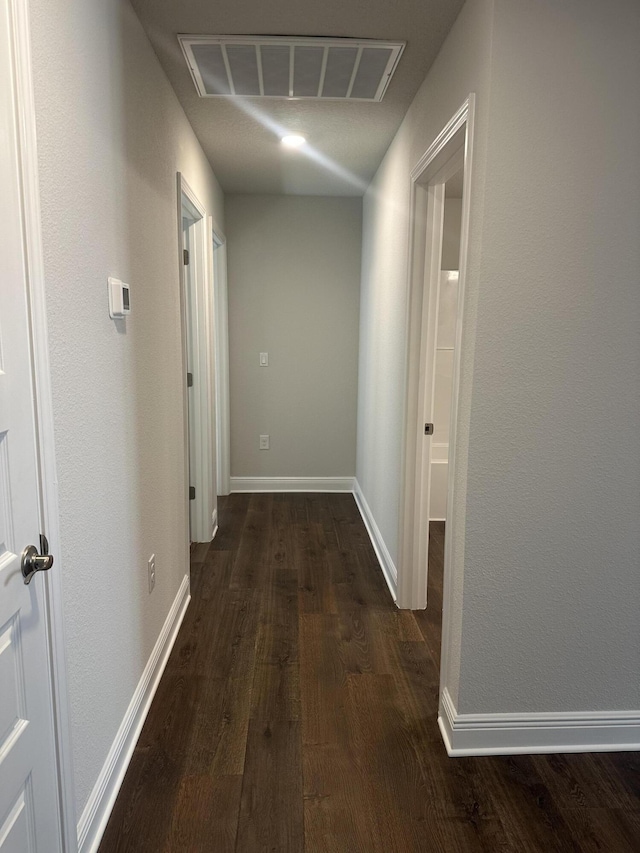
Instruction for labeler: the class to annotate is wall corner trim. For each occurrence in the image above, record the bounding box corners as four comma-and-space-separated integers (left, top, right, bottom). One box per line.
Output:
353, 479, 398, 603
77, 574, 191, 853
438, 687, 640, 756
229, 476, 355, 493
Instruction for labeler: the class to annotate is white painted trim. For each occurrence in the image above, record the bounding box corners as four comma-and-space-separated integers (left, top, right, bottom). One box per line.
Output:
176, 176, 194, 590
438, 688, 640, 756
77, 575, 190, 853
211, 226, 230, 496
229, 476, 355, 493
179, 176, 215, 544
398, 98, 477, 745
439, 97, 476, 710
353, 480, 397, 602
410, 99, 471, 181
398, 96, 475, 613
407, 179, 446, 609
9, 1, 77, 848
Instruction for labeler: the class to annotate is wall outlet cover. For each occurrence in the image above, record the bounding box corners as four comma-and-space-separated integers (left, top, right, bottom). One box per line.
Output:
259, 435, 270, 450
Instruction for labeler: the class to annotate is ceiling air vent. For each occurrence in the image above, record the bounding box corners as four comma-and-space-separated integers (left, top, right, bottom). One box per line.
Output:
178, 36, 405, 102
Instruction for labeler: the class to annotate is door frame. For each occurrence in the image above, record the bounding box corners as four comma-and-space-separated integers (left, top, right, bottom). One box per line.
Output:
210, 222, 230, 497
177, 175, 216, 543
9, 0, 77, 848
397, 96, 476, 697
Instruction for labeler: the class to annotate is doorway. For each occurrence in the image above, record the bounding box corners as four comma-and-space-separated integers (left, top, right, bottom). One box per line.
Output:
430, 176, 463, 522
179, 177, 217, 544
398, 96, 475, 714
212, 227, 230, 497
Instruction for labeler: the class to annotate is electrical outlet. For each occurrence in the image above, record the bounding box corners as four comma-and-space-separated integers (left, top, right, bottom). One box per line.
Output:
148, 554, 156, 593
259, 434, 270, 450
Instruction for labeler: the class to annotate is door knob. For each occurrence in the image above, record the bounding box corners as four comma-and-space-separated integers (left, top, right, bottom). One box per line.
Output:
21, 535, 54, 585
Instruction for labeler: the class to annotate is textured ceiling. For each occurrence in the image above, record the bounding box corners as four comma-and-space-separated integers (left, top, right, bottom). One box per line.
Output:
130, 0, 466, 196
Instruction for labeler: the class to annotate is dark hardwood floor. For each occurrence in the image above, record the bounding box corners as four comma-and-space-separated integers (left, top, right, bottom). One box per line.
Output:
99, 493, 640, 852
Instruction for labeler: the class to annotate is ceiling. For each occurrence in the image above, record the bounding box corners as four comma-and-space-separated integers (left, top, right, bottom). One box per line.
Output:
130, 0, 466, 196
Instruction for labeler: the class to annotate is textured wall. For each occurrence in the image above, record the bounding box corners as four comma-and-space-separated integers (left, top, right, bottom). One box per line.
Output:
357, 0, 495, 703
226, 195, 361, 478
29, 0, 224, 816
359, 0, 640, 716
457, 0, 640, 714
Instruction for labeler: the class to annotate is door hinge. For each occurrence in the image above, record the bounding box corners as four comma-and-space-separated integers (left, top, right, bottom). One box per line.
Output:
183, 248, 189, 266
189, 486, 196, 500
424, 423, 434, 435
187, 372, 193, 387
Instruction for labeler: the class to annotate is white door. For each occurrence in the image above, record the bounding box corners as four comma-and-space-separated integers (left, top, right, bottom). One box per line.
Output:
0, 1, 63, 849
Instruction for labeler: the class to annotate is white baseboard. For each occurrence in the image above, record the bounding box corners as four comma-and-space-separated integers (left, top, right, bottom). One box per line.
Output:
352, 479, 397, 602
229, 476, 355, 493
212, 508, 218, 540
77, 574, 191, 853
439, 687, 640, 756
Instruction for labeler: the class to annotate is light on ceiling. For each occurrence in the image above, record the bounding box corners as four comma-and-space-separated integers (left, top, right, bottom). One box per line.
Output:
281, 134, 306, 149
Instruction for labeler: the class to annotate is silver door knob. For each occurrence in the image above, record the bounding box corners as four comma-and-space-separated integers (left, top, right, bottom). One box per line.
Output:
21, 543, 54, 585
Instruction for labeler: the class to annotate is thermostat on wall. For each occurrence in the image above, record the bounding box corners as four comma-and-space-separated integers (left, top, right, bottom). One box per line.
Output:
108, 277, 131, 318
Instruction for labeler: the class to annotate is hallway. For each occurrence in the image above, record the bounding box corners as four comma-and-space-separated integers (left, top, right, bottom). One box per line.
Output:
99, 494, 640, 852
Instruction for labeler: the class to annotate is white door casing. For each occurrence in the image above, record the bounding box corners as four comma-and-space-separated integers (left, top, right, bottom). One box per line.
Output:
179, 177, 217, 544
0, 0, 65, 849
212, 226, 230, 497
183, 222, 198, 540
397, 96, 476, 753
397, 95, 475, 715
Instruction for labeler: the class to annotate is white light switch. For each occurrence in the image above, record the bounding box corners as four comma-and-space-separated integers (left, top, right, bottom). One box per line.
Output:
259, 352, 269, 366
259, 435, 270, 450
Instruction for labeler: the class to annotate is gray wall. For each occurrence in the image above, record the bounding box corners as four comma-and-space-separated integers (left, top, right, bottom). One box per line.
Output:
458, 0, 640, 715
357, 0, 495, 655
358, 0, 640, 715
226, 195, 362, 479
30, 0, 224, 816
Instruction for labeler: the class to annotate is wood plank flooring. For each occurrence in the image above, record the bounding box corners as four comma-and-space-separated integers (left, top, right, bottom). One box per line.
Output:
99, 494, 640, 852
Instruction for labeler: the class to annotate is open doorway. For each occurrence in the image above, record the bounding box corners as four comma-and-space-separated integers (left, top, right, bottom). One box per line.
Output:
430, 174, 463, 522
178, 175, 217, 544
412, 168, 464, 678
398, 97, 475, 715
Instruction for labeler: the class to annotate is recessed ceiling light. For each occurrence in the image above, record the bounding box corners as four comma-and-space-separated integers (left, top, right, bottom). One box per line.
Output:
281, 134, 306, 149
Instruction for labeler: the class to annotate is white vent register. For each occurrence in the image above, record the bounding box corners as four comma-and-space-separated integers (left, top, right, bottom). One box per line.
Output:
179, 36, 405, 102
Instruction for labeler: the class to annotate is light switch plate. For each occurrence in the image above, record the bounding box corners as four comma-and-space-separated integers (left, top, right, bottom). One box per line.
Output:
259, 352, 268, 366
